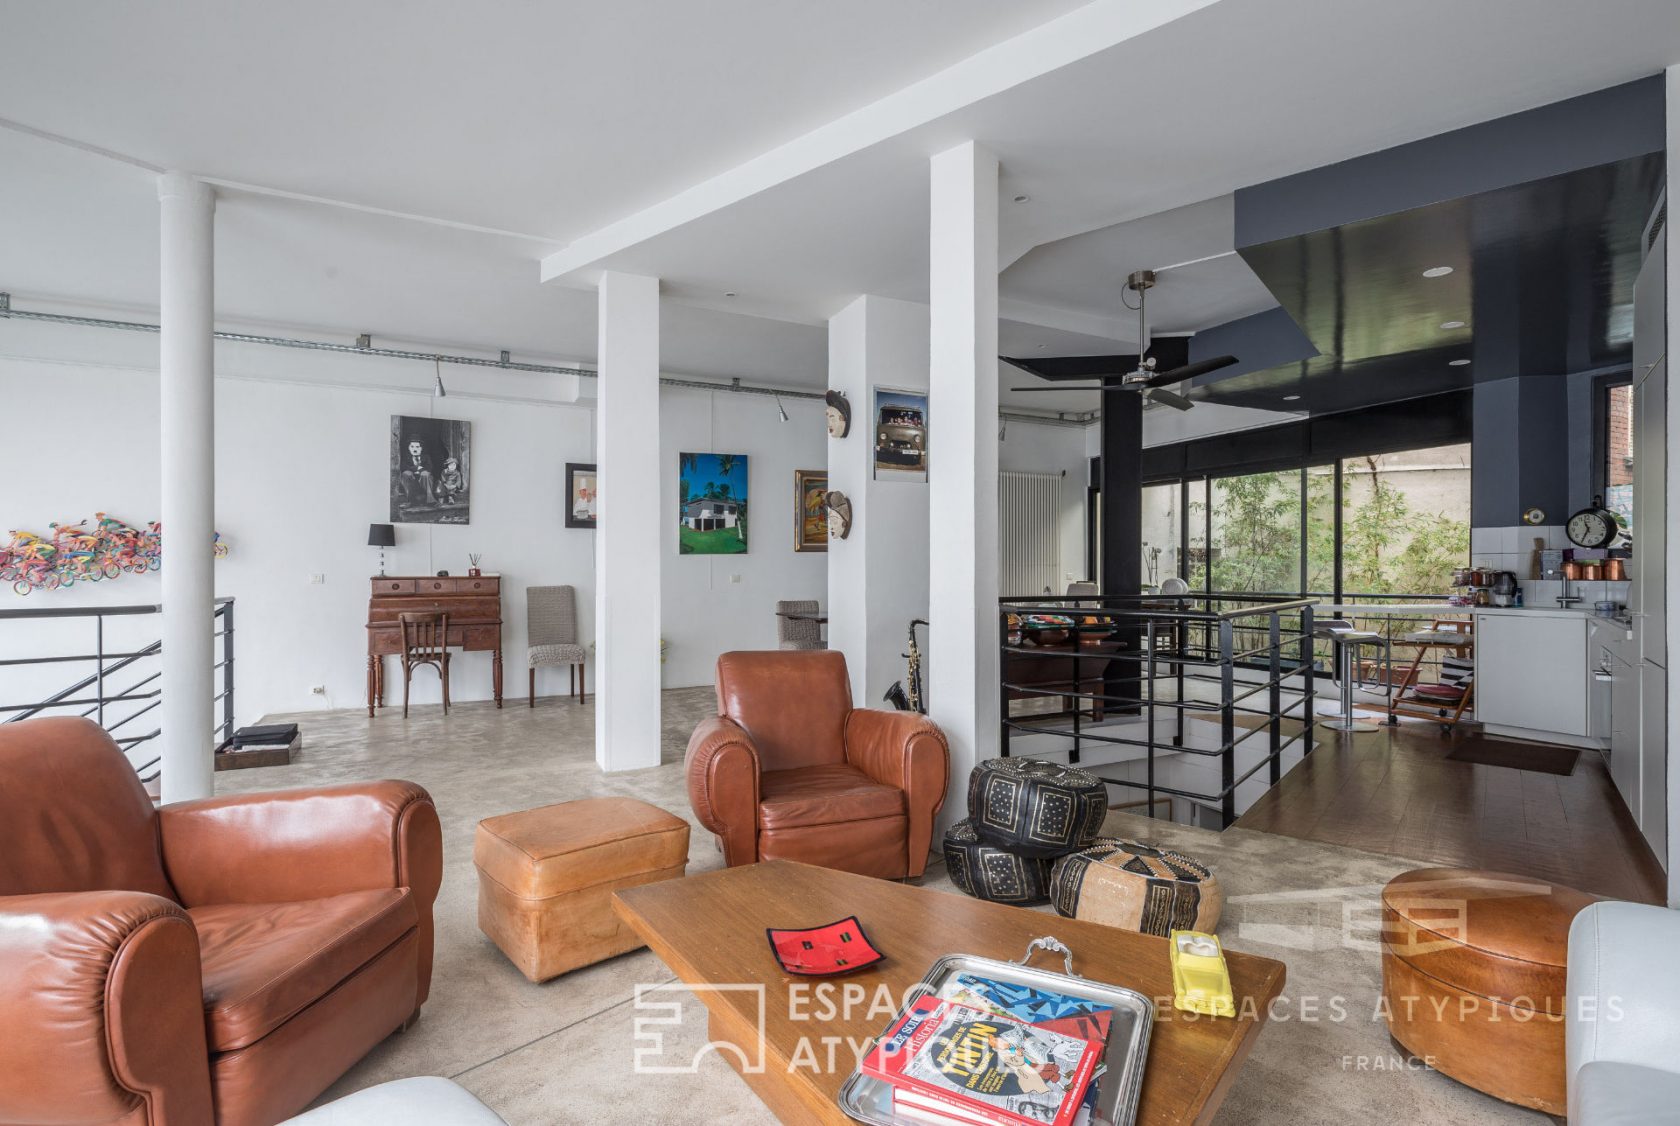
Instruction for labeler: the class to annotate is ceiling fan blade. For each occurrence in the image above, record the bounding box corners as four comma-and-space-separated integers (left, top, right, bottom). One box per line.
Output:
1008, 385, 1111, 392
1143, 386, 1195, 411
1145, 354, 1238, 388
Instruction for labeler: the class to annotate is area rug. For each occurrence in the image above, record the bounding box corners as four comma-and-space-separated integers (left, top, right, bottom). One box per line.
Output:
1446, 737, 1579, 776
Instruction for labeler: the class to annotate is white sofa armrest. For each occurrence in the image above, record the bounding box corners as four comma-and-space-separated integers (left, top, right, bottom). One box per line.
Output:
1567, 901, 1680, 1118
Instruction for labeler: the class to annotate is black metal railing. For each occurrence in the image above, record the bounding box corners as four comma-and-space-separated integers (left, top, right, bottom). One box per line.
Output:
999, 593, 1317, 828
0, 598, 234, 781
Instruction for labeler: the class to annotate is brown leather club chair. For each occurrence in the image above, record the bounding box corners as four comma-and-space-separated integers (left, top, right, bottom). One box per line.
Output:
0, 717, 443, 1126
686, 650, 949, 879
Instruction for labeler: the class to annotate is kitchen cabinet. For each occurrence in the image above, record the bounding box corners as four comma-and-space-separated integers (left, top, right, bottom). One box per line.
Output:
1640, 660, 1668, 864
1473, 611, 1612, 747
1607, 635, 1639, 810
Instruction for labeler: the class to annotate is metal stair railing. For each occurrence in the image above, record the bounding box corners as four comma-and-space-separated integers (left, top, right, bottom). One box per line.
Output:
1, 599, 235, 781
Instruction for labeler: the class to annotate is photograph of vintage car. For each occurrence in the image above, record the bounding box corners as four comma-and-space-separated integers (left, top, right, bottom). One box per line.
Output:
873, 387, 928, 480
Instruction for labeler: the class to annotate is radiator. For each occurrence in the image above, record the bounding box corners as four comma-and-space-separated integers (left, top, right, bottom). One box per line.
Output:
999, 470, 1062, 596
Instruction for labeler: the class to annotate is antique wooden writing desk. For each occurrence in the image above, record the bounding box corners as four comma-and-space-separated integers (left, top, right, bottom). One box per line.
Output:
365, 574, 503, 715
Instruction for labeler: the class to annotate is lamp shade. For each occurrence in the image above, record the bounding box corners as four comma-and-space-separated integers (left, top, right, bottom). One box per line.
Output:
367, 523, 396, 548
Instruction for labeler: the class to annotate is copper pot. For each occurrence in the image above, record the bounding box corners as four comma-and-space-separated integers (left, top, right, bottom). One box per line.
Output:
1562, 561, 1582, 580
1604, 558, 1626, 581
1580, 561, 1602, 580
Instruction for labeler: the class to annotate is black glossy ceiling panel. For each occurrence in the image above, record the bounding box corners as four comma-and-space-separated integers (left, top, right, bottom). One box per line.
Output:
1198, 153, 1663, 415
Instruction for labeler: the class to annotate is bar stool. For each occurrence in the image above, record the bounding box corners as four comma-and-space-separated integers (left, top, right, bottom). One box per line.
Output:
1315, 619, 1390, 734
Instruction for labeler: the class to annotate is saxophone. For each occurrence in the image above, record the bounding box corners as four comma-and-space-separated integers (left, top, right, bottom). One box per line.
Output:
884, 618, 929, 714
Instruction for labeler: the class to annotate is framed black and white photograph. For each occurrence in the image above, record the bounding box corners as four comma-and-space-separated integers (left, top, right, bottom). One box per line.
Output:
390, 414, 471, 524
565, 462, 597, 529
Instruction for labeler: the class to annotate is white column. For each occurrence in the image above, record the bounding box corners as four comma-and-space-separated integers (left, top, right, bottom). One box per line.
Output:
158, 172, 217, 803
927, 141, 1000, 832
1665, 63, 1680, 904
595, 272, 663, 771
826, 296, 930, 705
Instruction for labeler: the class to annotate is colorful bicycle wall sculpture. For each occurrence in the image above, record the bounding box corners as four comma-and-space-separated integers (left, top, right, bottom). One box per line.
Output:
1, 513, 228, 595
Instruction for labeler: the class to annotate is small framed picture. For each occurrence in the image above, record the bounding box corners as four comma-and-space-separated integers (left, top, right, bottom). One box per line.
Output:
873, 387, 928, 481
565, 463, 597, 529
794, 468, 828, 552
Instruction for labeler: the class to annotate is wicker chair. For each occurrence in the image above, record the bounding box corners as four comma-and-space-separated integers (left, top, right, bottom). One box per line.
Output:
776, 599, 826, 650
527, 585, 586, 705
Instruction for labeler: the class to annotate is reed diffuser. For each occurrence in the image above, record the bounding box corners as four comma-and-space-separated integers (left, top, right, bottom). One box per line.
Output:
467, 553, 482, 578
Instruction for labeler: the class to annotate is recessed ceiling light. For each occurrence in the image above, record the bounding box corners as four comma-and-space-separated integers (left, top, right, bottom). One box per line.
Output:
1283, 394, 1301, 401
1449, 359, 1471, 367
723, 291, 737, 298
1422, 266, 1455, 278
1013, 194, 1030, 203
1439, 320, 1466, 330
1036, 344, 1048, 350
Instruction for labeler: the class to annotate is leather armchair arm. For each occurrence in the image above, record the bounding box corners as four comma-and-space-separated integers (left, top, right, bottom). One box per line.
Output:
686, 715, 761, 867
0, 891, 213, 1126
844, 709, 950, 878
160, 780, 444, 1005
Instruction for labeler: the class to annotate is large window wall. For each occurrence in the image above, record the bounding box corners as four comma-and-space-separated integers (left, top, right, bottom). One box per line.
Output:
1144, 442, 1471, 599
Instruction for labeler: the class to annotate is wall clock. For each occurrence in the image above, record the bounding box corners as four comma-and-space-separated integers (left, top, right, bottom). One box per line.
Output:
1565, 496, 1619, 549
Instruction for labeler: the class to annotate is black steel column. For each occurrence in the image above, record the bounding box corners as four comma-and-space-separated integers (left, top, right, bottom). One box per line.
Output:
1101, 389, 1143, 713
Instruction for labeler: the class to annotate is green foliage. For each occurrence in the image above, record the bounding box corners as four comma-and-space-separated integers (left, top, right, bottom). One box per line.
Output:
1186, 461, 1468, 597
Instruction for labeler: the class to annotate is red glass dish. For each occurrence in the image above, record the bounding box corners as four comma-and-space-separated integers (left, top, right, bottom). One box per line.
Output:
766, 916, 884, 976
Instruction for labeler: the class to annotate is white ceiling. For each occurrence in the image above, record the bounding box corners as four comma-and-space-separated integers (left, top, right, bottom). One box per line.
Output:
546, 0, 1680, 327
0, 0, 1088, 240
2, 0, 1677, 408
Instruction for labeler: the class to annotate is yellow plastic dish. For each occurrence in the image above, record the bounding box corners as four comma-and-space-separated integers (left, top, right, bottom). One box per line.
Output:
1169, 929, 1236, 1018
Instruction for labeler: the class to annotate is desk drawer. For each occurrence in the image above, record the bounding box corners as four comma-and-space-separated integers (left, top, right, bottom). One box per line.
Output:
415, 576, 499, 595
372, 578, 418, 595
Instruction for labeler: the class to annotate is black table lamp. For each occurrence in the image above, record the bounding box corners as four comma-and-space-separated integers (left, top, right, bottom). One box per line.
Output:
368, 523, 395, 575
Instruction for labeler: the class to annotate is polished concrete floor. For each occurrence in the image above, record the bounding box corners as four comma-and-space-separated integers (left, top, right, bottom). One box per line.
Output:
223, 690, 1557, 1125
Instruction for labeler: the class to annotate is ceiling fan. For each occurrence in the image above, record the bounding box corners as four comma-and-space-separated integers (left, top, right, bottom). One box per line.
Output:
1003, 269, 1237, 412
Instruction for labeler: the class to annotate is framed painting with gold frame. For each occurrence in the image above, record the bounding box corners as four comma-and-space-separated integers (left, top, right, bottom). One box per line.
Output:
794, 468, 828, 552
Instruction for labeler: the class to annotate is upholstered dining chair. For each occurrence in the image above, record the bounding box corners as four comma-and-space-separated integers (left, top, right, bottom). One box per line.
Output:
775, 599, 825, 650
399, 611, 450, 718
527, 585, 586, 705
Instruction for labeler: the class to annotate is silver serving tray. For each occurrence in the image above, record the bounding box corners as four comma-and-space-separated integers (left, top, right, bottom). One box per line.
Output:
837, 937, 1154, 1126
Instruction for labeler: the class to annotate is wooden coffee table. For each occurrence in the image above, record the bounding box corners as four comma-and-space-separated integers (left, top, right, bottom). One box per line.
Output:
614, 860, 1285, 1125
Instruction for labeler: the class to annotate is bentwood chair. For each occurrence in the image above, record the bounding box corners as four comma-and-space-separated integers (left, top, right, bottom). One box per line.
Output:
527, 585, 586, 705
776, 599, 825, 650
399, 611, 450, 717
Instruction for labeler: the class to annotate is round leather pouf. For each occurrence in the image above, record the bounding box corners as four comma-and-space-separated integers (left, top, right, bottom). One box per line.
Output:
943, 818, 1053, 906
1049, 838, 1221, 936
967, 758, 1108, 858
1380, 867, 1598, 1116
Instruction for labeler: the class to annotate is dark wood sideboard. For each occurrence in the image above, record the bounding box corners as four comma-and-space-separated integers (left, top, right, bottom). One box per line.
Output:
366, 575, 503, 715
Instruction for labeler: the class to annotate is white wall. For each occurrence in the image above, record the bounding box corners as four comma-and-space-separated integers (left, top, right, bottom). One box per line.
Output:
1, 307, 823, 728
998, 418, 1090, 590
827, 295, 932, 706
658, 386, 827, 688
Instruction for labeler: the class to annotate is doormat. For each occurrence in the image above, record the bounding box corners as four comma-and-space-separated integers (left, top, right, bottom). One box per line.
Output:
1445, 738, 1579, 777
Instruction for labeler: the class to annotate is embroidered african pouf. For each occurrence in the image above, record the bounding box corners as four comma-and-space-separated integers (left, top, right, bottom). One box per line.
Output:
942, 818, 1053, 905
967, 758, 1107, 858
1048, 838, 1222, 936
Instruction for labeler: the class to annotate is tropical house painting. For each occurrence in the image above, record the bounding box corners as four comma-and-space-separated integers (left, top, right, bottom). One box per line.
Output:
678, 452, 749, 554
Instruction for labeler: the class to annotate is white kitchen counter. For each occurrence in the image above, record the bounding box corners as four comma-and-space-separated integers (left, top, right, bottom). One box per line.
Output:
1317, 602, 1621, 622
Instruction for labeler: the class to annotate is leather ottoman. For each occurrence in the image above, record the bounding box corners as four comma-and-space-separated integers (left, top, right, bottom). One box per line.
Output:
475, 797, 690, 982
1049, 838, 1221, 937
1380, 867, 1599, 1115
